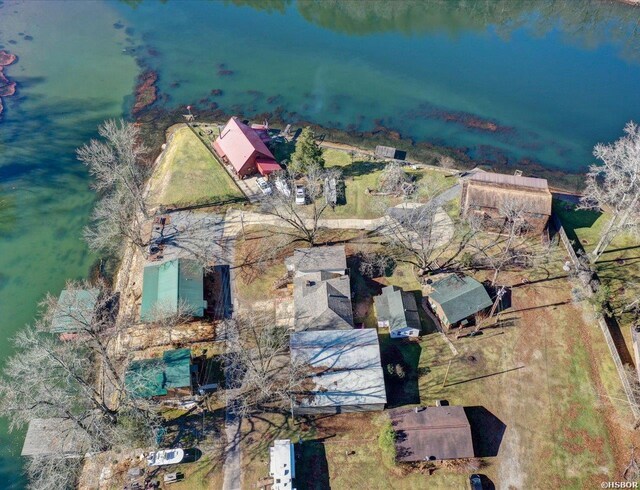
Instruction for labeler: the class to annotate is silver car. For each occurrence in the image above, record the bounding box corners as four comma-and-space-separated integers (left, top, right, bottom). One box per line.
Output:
256, 177, 272, 195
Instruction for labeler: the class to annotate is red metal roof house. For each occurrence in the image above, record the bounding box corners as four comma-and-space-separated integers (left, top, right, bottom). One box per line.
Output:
213, 117, 281, 178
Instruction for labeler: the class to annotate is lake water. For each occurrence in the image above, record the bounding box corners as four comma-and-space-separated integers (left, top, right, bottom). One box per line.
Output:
1, 0, 639, 486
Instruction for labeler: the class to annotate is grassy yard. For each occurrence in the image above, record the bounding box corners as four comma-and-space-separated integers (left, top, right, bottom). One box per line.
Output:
148, 125, 244, 208
239, 411, 473, 490
322, 148, 457, 220
235, 243, 639, 489
553, 199, 640, 361
233, 225, 365, 307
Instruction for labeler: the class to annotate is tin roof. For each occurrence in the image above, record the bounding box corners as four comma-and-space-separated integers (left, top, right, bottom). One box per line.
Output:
215, 117, 276, 174
290, 329, 387, 409
467, 171, 549, 190
428, 274, 492, 324
140, 259, 205, 321
125, 348, 192, 398
51, 288, 100, 334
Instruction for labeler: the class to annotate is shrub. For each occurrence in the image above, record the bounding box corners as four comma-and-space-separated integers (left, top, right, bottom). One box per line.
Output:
378, 419, 397, 466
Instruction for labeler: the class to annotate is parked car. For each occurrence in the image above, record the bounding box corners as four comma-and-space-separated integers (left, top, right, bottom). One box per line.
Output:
256, 177, 272, 195
469, 474, 483, 490
295, 185, 306, 205
275, 178, 291, 197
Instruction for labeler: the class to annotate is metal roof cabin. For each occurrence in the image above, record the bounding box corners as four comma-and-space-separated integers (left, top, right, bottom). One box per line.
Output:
290, 329, 387, 415
125, 348, 193, 399
140, 259, 206, 322
390, 406, 474, 462
460, 171, 552, 234
213, 117, 281, 177
374, 285, 422, 338
51, 288, 100, 336
426, 274, 492, 329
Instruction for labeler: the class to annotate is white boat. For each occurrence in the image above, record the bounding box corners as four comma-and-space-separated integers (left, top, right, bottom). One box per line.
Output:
146, 448, 185, 466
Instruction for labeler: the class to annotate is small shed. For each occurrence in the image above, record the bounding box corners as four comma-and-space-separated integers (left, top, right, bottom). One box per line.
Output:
375, 145, 405, 161
390, 406, 474, 462
269, 439, 295, 490
51, 288, 100, 336
140, 258, 206, 322
374, 286, 421, 338
125, 348, 193, 400
426, 274, 492, 330
21, 418, 90, 458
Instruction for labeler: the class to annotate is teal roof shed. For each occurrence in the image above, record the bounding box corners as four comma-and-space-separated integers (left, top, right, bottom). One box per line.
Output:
125, 348, 192, 398
51, 288, 100, 334
140, 259, 206, 321
428, 275, 492, 325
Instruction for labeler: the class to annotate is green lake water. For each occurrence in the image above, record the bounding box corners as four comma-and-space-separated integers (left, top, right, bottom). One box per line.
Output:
1, 0, 639, 486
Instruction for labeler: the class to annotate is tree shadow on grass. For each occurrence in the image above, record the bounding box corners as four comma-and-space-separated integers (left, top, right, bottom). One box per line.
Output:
341, 160, 385, 178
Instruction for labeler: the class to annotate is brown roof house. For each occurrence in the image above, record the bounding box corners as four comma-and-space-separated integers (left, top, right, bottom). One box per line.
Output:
213, 117, 281, 178
390, 406, 474, 462
460, 171, 552, 234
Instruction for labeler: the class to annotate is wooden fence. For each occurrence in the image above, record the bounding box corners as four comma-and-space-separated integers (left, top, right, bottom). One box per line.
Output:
552, 213, 640, 420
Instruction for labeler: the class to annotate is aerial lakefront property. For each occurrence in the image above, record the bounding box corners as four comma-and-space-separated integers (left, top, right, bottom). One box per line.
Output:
2, 3, 640, 490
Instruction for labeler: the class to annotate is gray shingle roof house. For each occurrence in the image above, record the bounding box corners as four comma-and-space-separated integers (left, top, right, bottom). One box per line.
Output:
293, 272, 354, 331
426, 274, 492, 329
290, 329, 387, 415
374, 286, 421, 338
285, 245, 347, 276
390, 406, 474, 462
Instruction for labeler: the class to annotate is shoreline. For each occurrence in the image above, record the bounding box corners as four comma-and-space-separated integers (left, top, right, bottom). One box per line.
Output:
133, 103, 586, 194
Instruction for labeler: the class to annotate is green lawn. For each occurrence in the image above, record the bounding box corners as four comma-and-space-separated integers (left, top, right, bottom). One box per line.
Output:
553, 199, 640, 332
148, 125, 244, 208
322, 148, 456, 219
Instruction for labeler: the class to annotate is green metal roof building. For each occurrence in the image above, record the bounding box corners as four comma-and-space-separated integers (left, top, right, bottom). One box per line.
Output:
374, 286, 422, 338
51, 288, 100, 334
125, 348, 193, 399
140, 259, 206, 322
427, 274, 492, 327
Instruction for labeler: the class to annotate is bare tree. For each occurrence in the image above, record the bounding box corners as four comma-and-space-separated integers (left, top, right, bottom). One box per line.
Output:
0, 326, 160, 458
25, 455, 83, 490
222, 312, 303, 419
378, 161, 414, 196
381, 200, 447, 273
144, 297, 199, 344
260, 165, 343, 245
357, 248, 396, 279
467, 197, 550, 285
78, 119, 151, 255
580, 121, 640, 261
